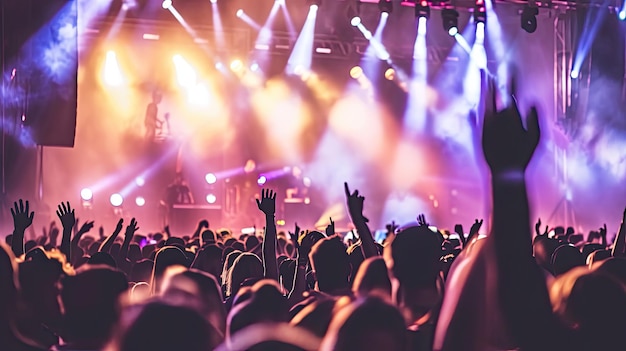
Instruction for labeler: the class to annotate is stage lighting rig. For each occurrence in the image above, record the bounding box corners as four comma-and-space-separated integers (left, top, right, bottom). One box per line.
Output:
415, 0, 430, 19
474, 0, 486, 23
378, 0, 393, 14
442, 8, 459, 36
521, 5, 538, 33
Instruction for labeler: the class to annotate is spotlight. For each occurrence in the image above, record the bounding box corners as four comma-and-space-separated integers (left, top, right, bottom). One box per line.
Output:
349, 66, 364, 79
351, 16, 361, 26
206, 194, 217, 204
384, 68, 396, 80
110, 193, 124, 207
80, 188, 93, 201
570, 70, 579, 79
620, 9, 626, 20
415, 0, 430, 19
162, 0, 172, 9
205, 173, 217, 184
378, 0, 393, 14
521, 5, 538, 33
135, 177, 145, 187
230, 59, 244, 72
303, 177, 312, 187
474, 0, 486, 23
236, 9, 244, 18
244, 159, 256, 173
210, 0, 217, 3
442, 8, 459, 36
306, 0, 322, 9
135, 196, 146, 207
257, 175, 267, 186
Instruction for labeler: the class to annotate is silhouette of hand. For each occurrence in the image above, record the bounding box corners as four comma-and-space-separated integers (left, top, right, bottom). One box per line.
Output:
199, 219, 209, 229
417, 214, 429, 227
325, 218, 335, 237
125, 218, 139, 239
599, 224, 607, 239
11, 199, 34, 232
482, 78, 540, 175
454, 224, 464, 237
256, 189, 276, 216
344, 182, 369, 223
469, 219, 483, 238
114, 218, 124, 235
535, 218, 548, 236
77, 221, 94, 236
56, 202, 76, 230
386, 221, 398, 235
50, 227, 60, 243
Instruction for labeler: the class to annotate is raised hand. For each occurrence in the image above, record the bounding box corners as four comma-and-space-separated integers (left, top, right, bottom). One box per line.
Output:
325, 217, 335, 237
417, 214, 429, 227
199, 219, 209, 229
256, 189, 276, 216
454, 224, 466, 244
125, 218, 139, 238
467, 219, 484, 243
482, 78, 540, 175
11, 199, 34, 232
386, 221, 398, 235
77, 220, 95, 236
599, 223, 607, 247
56, 202, 76, 230
534, 218, 549, 237
344, 182, 369, 223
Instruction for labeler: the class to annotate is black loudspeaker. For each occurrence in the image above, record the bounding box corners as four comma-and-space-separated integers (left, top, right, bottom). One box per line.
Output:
4, 0, 78, 147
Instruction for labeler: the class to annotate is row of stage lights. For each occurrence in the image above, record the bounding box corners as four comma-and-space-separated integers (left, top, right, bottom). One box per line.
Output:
79, 168, 312, 209
161, 0, 540, 35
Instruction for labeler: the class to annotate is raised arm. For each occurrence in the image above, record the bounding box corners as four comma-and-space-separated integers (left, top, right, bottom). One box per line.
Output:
119, 218, 138, 261
56, 202, 76, 260
288, 223, 307, 305
99, 218, 124, 253
71, 220, 94, 264
482, 78, 558, 348
344, 182, 378, 258
611, 209, 626, 257
10, 199, 34, 257
257, 189, 278, 281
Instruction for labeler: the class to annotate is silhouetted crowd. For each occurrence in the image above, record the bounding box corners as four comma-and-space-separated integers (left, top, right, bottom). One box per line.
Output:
3, 80, 626, 351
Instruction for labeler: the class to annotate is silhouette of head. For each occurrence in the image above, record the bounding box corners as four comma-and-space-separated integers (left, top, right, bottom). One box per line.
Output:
310, 236, 351, 295
113, 302, 221, 351
320, 297, 407, 351
88, 251, 117, 268
226, 252, 263, 297
550, 268, 626, 349
151, 246, 189, 294
227, 280, 288, 339
352, 257, 392, 301
191, 245, 223, 284
551, 245, 584, 276
291, 297, 350, 338
384, 225, 442, 288
162, 269, 227, 336
59, 265, 128, 348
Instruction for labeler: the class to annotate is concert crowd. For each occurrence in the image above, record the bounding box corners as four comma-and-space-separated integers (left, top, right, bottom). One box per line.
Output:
2, 81, 626, 351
